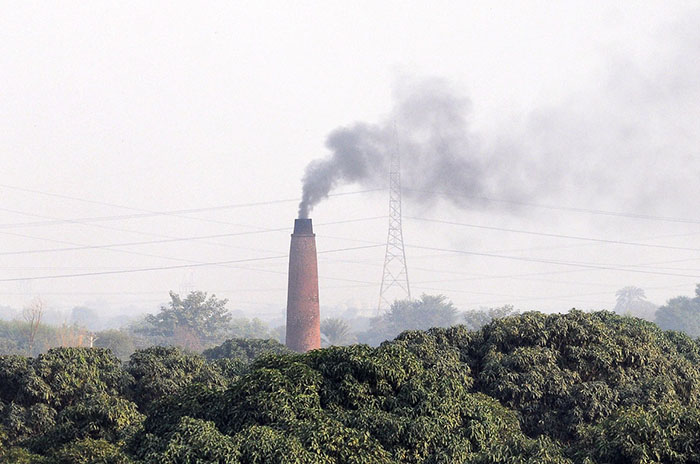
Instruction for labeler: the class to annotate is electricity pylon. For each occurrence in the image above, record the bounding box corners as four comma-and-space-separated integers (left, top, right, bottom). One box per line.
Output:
179, 268, 196, 296
378, 127, 411, 313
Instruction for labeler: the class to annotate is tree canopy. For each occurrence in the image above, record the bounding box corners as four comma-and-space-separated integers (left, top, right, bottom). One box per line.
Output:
655, 284, 700, 337
358, 294, 459, 346
614, 286, 658, 321
462, 304, 518, 331
320, 318, 356, 346
2, 310, 700, 462
137, 291, 232, 350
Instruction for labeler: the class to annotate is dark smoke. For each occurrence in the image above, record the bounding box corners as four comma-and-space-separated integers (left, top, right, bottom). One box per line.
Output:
298, 78, 536, 218
299, 41, 700, 219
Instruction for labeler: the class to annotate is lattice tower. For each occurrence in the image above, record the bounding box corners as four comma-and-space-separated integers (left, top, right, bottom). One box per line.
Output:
378, 129, 411, 312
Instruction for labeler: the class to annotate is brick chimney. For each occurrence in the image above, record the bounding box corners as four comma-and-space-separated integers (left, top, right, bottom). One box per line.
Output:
285, 218, 320, 352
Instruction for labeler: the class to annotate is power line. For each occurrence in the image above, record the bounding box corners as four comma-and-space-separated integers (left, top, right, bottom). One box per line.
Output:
9, 182, 700, 306
0, 204, 384, 272
382, 226, 700, 269
411, 269, 695, 287
0, 216, 386, 256
405, 189, 700, 225
0, 229, 223, 266
0, 206, 265, 251
315, 229, 700, 278
0, 205, 266, 231
0, 192, 388, 289
0, 204, 296, 260
412, 254, 700, 286
406, 216, 700, 253
411, 285, 612, 306
0, 228, 285, 257
0, 244, 383, 283
0, 226, 297, 281
0, 255, 287, 283
0, 282, 379, 296
0, 217, 386, 289
0, 212, 365, 279
0, 188, 384, 229
405, 244, 700, 279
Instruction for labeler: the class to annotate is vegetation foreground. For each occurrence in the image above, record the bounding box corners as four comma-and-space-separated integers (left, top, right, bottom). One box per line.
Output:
1, 310, 700, 463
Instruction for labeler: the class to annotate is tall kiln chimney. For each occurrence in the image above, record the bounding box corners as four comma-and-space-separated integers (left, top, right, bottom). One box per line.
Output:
285, 218, 320, 352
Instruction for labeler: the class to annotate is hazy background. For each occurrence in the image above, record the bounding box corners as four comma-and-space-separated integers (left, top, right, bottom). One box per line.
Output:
1, 1, 699, 325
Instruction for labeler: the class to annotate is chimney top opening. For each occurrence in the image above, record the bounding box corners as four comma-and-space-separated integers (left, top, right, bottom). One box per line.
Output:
293, 218, 313, 235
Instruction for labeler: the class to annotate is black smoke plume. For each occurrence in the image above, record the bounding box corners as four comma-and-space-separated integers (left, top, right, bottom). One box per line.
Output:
299, 40, 700, 219
298, 78, 535, 218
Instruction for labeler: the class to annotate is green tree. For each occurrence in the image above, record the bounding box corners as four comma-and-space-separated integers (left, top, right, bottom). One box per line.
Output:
0, 446, 47, 463
125, 346, 226, 410
321, 318, 355, 346
44, 392, 143, 447
655, 284, 700, 336
576, 402, 700, 463
138, 417, 239, 463
228, 317, 271, 340
48, 438, 132, 464
0, 347, 134, 458
31, 348, 128, 409
271, 325, 285, 344
138, 291, 232, 350
93, 330, 137, 361
203, 338, 290, 379
614, 286, 657, 320
358, 294, 458, 346
6, 309, 700, 462
202, 338, 289, 363
0, 320, 28, 355
472, 310, 700, 440
463, 304, 518, 331
387, 294, 458, 331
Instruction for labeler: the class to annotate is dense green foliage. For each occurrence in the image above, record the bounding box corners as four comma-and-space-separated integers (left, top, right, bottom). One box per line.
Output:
202, 338, 289, 363
125, 346, 227, 410
137, 291, 234, 350
655, 284, 700, 336
93, 330, 139, 361
462, 304, 518, 331
132, 291, 272, 351
358, 294, 459, 346
202, 339, 291, 378
2, 310, 700, 462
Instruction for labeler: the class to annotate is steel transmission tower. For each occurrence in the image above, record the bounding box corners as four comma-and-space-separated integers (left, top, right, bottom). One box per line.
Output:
378, 128, 411, 312
179, 268, 196, 296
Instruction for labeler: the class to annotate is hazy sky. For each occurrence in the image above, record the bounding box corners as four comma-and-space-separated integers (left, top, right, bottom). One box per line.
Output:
2, 1, 699, 322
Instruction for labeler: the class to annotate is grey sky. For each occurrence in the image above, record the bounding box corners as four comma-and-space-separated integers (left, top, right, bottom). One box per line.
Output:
1, 1, 699, 322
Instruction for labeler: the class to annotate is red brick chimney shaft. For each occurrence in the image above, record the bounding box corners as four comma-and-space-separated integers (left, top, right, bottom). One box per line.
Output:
285, 218, 321, 352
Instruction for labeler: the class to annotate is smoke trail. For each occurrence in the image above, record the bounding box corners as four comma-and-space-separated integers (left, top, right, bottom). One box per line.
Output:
299, 50, 700, 219
297, 77, 533, 218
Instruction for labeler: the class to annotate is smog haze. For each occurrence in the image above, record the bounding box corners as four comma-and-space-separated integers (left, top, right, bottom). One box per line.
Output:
2, 1, 699, 324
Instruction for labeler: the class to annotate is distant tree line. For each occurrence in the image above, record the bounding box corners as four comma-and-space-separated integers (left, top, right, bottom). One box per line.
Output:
326, 284, 700, 345
0, 292, 272, 361
352, 294, 517, 346
609, 284, 700, 338
5, 283, 700, 361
